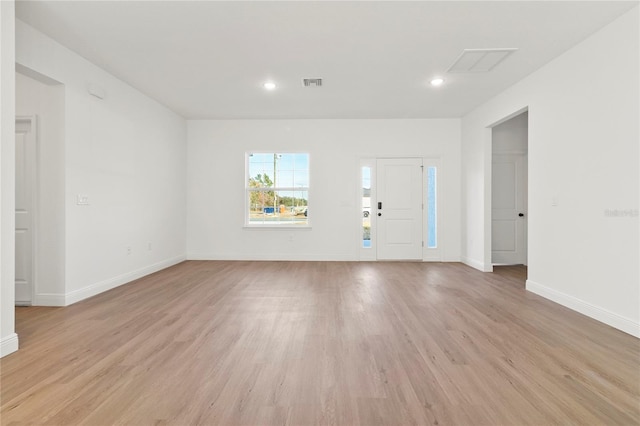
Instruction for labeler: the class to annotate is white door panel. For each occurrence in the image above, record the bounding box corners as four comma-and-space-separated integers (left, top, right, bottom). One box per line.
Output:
15, 118, 35, 305
492, 221, 516, 251
492, 154, 526, 265
377, 158, 422, 260
385, 220, 414, 244
492, 163, 516, 209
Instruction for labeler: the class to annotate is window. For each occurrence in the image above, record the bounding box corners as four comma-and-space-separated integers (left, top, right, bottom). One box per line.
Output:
246, 153, 309, 226
426, 166, 437, 248
362, 166, 371, 248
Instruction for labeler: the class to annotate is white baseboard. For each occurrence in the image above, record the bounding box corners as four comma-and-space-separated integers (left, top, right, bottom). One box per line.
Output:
461, 256, 492, 272
187, 253, 354, 261
65, 255, 186, 306
423, 255, 442, 262
189, 253, 463, 263
1, 333, 19, 357
526, 279, 640, 338
34, 293, 66, 306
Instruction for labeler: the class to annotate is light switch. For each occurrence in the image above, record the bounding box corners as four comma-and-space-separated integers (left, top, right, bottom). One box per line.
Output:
77, 195, 89, 205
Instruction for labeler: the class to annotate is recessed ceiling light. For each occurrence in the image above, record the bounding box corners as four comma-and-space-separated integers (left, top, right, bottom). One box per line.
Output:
430, 78, 444, 87
263, 81, 276, 91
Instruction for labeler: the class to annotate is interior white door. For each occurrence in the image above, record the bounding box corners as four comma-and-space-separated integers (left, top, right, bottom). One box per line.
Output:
15, 118, 35, 305
376, 158, 423, 260
492, 154, 527, 265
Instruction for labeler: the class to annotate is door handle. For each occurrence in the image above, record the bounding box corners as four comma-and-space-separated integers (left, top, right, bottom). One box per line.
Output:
518, 213, 524, 217
378, 202, 382, 209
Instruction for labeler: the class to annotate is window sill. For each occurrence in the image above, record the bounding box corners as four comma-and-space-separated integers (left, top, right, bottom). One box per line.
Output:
243, 225, 312, 230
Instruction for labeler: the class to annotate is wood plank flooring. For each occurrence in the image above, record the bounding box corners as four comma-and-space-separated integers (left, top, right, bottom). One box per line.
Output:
1, 261, 639, 425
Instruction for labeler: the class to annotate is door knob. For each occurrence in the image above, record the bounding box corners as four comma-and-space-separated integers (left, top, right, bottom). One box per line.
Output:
518, 213, 524, 217
378, 213, 382, 217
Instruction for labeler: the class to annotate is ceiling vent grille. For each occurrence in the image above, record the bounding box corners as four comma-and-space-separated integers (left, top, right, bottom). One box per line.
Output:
303, 78, 323, 87
447, 48, 518, 73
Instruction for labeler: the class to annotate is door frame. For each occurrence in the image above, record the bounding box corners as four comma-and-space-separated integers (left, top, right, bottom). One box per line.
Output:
485, 107, 529, 271
15, 115, 38, 306
358, 156, 442, 262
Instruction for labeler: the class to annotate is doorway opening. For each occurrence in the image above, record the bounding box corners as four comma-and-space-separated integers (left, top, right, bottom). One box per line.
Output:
15, 68, 66, 307
491, 111, 528, 267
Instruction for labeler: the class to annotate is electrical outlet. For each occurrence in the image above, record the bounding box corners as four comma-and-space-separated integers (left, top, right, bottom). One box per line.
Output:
77, 194, 89, 205
126, 246, 131, 255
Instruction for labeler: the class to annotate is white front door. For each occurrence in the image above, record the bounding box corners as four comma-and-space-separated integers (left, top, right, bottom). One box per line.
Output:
376, 158, 423, 260
492, 154, 527, 265
15, 117, 36, 305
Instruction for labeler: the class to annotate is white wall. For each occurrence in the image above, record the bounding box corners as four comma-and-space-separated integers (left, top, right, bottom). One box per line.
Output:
15, 72, 66, 304
461, 8, 639, 336
187, 119, 461, 261
0, 0, 19, 357
15, 20, 187, 306
492, 112, 528, 154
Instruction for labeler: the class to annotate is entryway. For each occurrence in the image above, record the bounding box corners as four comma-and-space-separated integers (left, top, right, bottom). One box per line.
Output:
360, 157, 440, 261
14, 69, 66, 308
491, 111, 528, 266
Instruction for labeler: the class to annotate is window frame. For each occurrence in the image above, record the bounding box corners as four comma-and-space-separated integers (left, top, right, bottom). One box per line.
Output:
359, 159, 377, 260
423, 158, 442, 261
244, 152, 311, 228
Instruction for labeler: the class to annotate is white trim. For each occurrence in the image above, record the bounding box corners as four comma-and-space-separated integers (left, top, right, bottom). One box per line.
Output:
462, 256, 493, 272
65, 255, 186, 306
189, 253, 468, 263
1, 333, 19, 357
526, 279, 640, 338
484, 127, 493, 271
188, 253, 354, 262
423, 255, 442, 262
33, 293, 65, 306
243, 225, 311, 230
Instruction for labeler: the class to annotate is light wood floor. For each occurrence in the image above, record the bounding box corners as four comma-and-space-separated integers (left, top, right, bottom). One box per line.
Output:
1, 261, 639, 425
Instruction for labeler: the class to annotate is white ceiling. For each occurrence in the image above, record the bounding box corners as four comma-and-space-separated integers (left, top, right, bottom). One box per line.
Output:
15, 1, 638, 119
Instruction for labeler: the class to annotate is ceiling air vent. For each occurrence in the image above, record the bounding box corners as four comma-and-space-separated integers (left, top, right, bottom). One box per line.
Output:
447, 48, 518, 73
303, 78, 323, 87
